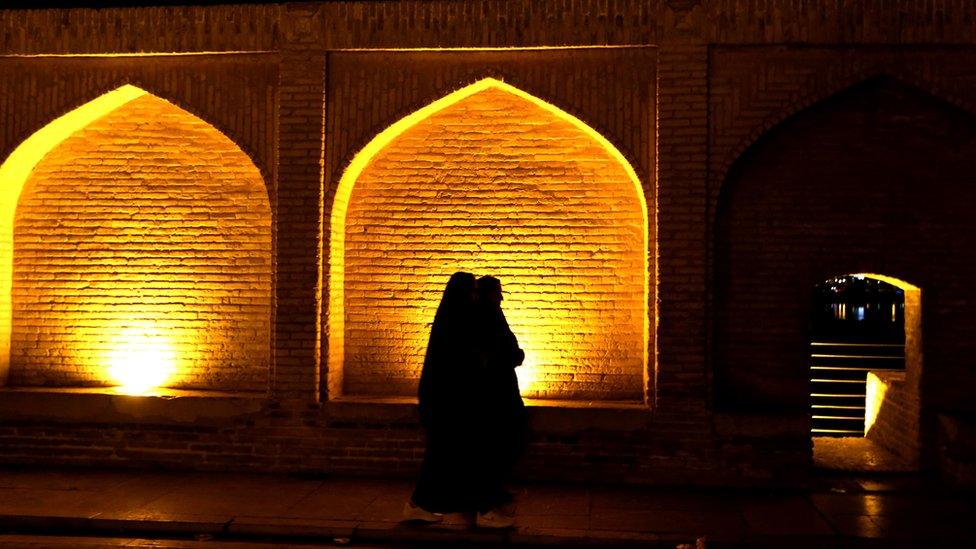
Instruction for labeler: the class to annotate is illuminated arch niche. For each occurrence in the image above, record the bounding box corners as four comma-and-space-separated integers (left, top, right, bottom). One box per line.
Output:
1, 85, 271, 393
329, 78, 648, 402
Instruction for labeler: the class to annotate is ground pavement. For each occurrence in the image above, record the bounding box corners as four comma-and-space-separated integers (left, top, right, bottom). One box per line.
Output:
0, 467, 972, 547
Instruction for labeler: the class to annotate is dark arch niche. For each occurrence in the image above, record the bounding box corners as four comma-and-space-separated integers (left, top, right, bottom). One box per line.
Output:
713, 76, 976, 452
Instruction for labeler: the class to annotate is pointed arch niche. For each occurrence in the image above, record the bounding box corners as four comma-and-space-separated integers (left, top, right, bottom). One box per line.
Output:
328, 78, 649, 403
0, 85, 272, 393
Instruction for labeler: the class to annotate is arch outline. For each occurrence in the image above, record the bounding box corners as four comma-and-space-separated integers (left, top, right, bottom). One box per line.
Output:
325, 77, 650, 401
2, 79, 275, 204
712, 69, 976, 218
1, 83, 274, 388
708, 71, 976, 409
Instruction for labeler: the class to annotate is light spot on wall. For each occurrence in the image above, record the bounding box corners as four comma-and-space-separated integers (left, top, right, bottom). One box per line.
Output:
106, 321, 177, 395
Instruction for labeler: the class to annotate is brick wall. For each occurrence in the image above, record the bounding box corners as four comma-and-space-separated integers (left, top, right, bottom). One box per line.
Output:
0, 55, 279, 200
0, 0, 975, 485
656, 44, 709, 409
272, 3, 327, 402
0, 4, 281, 55
340, 86, 646, 400
10, 94, 271, 391
323, 49, 656, 205
0, 54, 277, 388
322, 48, 657, 401
866, 371, 920, 466
714, 77, 976, 419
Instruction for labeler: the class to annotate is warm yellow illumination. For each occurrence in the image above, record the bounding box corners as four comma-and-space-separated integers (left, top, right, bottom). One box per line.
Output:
6, 88, 270, 392
0, 85, 146, 382
864, 371, 889, 435
329, 78, 649, 400
4, 51, 272, 58
851, 273, 919, 293
515, 363, 540, 396
338, 45, 648, 53
106, 323, 176, 395
849, 273, 920, 437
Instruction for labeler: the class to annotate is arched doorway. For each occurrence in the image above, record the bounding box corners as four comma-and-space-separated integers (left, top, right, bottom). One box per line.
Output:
2, 86, 271, 393
328, 78, 649, 402
714, 76, 976, 472
810, 275, 906, 436
810, 274, 921, 471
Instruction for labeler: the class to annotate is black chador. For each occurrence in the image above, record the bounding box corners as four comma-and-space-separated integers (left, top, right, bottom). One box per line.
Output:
474, 275, 526, 511
411, 271, 481, 513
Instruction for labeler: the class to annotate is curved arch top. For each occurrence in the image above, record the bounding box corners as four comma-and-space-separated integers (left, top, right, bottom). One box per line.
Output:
710, 74, 976, 412
332, 78, 647, 224
328, 77, 650, 401
713, 72, 976, 211
846, 273, 920, 293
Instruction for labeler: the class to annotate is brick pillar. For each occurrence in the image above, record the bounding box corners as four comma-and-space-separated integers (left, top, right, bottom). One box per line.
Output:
273, 4, 325, 402
655, 44, 709, 412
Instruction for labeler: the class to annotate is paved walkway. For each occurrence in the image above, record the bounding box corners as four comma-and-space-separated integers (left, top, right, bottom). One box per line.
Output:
0, 467, 972, 547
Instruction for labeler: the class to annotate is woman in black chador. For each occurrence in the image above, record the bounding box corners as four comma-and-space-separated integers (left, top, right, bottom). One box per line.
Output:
404, 271, 481, 522
473, 275, 526, 524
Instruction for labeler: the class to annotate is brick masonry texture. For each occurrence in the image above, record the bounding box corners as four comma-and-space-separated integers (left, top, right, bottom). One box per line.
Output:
322, 48, 657, 401
274, 28, 327, 400
5, 1, 976, 54
341, 86, 645, 400
10, 94, 272, 391
0, 5, 281, 55
0, 55, 279, 192
0, 0, 976, 485
866, 371, 920, 466
324, 49, 655, 202
713, 78, 976, 426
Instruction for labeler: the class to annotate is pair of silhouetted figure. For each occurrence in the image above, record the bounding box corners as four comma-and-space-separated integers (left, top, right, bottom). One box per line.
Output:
404, 272, 526, 528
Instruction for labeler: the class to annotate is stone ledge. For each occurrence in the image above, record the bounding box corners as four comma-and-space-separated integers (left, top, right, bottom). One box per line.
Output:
0, 387, 265, 426
324, 396, 650, 433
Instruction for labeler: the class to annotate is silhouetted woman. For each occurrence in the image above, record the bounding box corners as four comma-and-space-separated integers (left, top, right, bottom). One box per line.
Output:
404, 271, 481, 522
473, 275, 526, 522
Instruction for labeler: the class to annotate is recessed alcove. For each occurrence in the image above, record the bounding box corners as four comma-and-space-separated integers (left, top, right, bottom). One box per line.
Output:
1, 85, 272, 395
327, 78, 649, 405
713, 77, 967, 474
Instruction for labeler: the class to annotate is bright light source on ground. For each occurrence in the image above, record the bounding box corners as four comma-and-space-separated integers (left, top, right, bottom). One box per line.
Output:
106, 324, 175, 395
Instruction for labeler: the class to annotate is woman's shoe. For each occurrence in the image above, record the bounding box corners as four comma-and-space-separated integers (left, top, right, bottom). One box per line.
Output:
402, 500, 444, 523
476, 508, 514, 528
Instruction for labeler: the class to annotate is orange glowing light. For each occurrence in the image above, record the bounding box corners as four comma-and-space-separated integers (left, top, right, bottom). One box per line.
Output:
329, 78, 649, 400
106, 322, 176, 395
0, 85, 147, 383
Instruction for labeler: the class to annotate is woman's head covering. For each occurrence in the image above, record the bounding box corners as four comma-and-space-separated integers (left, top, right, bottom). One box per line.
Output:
419, 271, 479, 426
476, 275, 501, 301
435, 271, 477, 323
